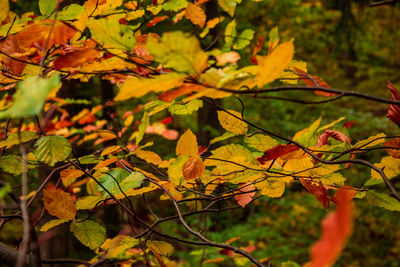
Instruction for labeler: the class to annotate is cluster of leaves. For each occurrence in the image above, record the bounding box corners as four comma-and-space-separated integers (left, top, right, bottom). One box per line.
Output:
0, 0, 399, 266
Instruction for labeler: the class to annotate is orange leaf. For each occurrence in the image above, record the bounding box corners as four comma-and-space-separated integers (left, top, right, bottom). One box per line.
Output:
384, 137, 400, 158
182, 156, 205, 180
54, 49, 102, 70
293, 67, 336, 97
158, 83, 205, 102
185, 3, 206, 28
307, 187, 356, 267
43, 184, 76, 220
94, 157, 118, 170
60, 167, 84, 187
15, 20, 76, 49
235, 183, 256, 208
317, 130, 351, 147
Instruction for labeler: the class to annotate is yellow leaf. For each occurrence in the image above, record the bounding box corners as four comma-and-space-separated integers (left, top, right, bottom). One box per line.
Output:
256, 41, 294, 88
0, 0, 9, 24
135, 149, 163, 166
354, 133, 386, 149
168, 156, 189, 186
40, 219, 69, 232
257, 178, 286, 198
101, 235, 139, 259
244, 134, 279, 152
101, 145, 121, 157
115, 73, 185, 101
43, 184, 76, 220
185, 3, 206, 28
217, 110, 248, 134
176, 129, 198, 156
371, 156, 400, 179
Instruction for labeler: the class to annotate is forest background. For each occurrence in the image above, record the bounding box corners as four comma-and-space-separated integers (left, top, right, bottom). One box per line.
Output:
0, 0, 400, 266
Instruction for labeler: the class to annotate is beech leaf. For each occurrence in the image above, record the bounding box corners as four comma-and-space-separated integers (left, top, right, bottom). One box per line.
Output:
217, 110, 248, 134
70, 220, 106, 250
235, 183, 256, 208
34, 135, 72, 166
386, 81, 400, 128
176, 129, 198, 156
43, 184, 76, 220
182, 156, 205, 180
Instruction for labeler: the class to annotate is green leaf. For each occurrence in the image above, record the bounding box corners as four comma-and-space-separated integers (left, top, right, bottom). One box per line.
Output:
234, 29, 255, 50
39, 0, 56, 16
118, 171, 145, 192
88, 17, 135, 50
147, 240, 174, 256
34, 135, 72, 166
0, 182, 11, 198
57, 4, 85, 20
147, 31, 208, 74
0, 155, 35, 175
218, 0, 237, 17
40, 219, 69, 232
163, 0, 188, 11
78, 155, 99, 164
136, 114, 149, 146
366, 191, 400, 212
70, 220, 106, 250
0, 75, 60, 119
244, 135, 279, 152
0, 131, 39, 148
76, 195, 105, 210
98, 168, 130, 196
168, 99, 203, 115
210, 132, 237, 145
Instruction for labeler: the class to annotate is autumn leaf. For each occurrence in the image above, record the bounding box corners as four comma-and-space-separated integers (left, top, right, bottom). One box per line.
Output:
235, 183, 256, 208
182, 156, 205, 180
384, 137, 400, 158
293, 67, 336, 97
256, 41, 294, 88
307, 187, 356, 267
0, 35, 27, 75
317, 130, 351, 147
386, 81, 400, 128
257, 144, 299, 164
54, 49, 102, 70
43, 184, 76, 220
217, 110, 248, 134
185, 3, 206, 28
60, 167, 84, 187
300, 179, 331, 209
176, 129, 198, 156
70, 220, 106, 250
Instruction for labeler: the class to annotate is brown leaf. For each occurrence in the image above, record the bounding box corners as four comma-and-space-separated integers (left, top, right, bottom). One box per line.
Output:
54, 49, 102, 70
257, 144, 299, 164
317, 130, 351, 147
43, 184, 76, 220
384, 137, 400, 158
386, 81, 400, 128
300, 179, 331, 209
235, 183, 256, 208
182, 156, 205, 180
185, 3, 206, 28
0, 35, 27, 75
307, 187, 356, 267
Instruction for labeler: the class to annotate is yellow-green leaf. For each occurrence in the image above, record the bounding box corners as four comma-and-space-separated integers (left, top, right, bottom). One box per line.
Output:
0, 0, 9, 24
75, 195, 105, 210
34, 135, 72, 166
115, 73, 185, 101
0, 132, 39, 149
147, 240, 174, 256
176, 129, 198, 156
147, 31, 208, 74
244, 134, 279, 152
101, 235, 139, 258
217, 110, 248, 134
256, 41, 294, 88
40, 219, 69, 232
168, 156, 189, 186
218, 0, 236, 17
257, 178, 286, 198
70, 220, 106, 250
371, 156, 400, 179
354, 133, 386, 148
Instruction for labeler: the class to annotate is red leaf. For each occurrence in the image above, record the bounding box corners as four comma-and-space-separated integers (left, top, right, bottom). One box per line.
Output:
257, 144, 299, 164
219, 248, 234, 256
384, 137, 400, 158
0, 35, 27, 75
300, 179, 331, 209
386, 81, 400, 128
307, 187, 356, 267
147, 16, 168, 27
235, 183, 256, 208
317, 130, 351, 147
343, 121, 355, 129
